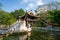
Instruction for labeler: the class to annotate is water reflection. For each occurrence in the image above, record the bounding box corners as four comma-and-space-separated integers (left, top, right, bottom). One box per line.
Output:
19, 32, 31, 40
2, 28, 60, 40
19, 34, 27, 40
0, 38, 3, 40
3, 32, 31, 40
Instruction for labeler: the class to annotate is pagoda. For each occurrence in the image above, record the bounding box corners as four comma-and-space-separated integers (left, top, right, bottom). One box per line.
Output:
18, 11, 38, 32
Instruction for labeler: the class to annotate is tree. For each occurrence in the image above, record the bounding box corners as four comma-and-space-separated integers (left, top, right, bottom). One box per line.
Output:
11, 9, 25, 19
0, 11, 16, 27
47, 9, 60, 24
35, 2, 60, 14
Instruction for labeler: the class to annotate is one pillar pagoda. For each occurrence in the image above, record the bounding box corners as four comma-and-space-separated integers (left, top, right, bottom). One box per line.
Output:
19, 11, 38, 32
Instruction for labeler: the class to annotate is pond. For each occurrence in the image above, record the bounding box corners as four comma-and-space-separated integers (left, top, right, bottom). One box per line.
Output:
2, 27, 60, 40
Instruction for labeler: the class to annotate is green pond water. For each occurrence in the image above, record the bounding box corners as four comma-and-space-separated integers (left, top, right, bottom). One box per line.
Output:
2, 29, 60, 40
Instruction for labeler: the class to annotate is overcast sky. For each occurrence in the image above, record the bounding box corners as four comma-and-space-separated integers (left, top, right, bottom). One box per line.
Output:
0, 0, 60, 12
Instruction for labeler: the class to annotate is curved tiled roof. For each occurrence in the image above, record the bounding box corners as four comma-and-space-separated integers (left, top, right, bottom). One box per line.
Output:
20, 12, 38, 21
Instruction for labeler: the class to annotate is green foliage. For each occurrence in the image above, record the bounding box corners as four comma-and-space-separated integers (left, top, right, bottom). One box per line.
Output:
3, 36, 14, 40
6, 15, 16, 25
0, 11, 16, 26
47, 9, 60, 24
34, 9, 60, 27
11, 9, 25, 19
0, 8, 25, 27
